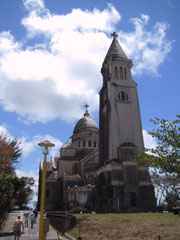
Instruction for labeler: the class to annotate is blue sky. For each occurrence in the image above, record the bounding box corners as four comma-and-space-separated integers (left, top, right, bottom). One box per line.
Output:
0, 0, 179, 197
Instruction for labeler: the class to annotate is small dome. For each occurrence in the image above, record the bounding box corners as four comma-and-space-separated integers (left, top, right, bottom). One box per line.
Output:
73, 111, 98, 134
61, 138, 72, 148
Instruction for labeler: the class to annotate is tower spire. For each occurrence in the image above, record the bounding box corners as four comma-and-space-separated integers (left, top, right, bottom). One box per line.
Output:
103, 31, 128, 63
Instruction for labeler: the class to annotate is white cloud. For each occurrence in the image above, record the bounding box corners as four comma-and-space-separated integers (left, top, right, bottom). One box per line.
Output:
0, 1, 172, 123
0, 124, 62, 158
143, 129, 157, 149
20, 135, 63, 158
23, 0, 45, 12
22, 3, 120, 34
16, 169, 38, 182
0, 31, 20, 55
15, 133, 63, 205
118, 15, 171, 74
0, 124, 12, 137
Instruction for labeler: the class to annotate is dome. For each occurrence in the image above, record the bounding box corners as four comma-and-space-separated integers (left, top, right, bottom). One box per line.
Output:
61, 138, 72, 149
73, 111, 98, 134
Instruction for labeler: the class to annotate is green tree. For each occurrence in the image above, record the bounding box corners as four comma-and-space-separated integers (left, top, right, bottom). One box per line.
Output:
14, 176, 34, 209
138, 115, 180, 208
150, 115, 180, 174
0, 135, 34, 229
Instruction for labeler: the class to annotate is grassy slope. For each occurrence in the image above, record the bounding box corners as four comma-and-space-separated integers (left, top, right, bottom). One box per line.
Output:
68, 213, 180, 240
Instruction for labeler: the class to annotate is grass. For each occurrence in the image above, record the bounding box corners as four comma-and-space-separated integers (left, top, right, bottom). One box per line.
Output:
67, 213, 180, 240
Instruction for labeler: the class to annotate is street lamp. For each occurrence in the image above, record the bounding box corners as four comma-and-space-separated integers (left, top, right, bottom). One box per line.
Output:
38, 140, 55, 240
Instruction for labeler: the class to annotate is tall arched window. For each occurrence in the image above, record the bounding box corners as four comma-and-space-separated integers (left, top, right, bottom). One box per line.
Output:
121, 91, 126, 101
114, 66, 119, 79
124, 68, 127, 80
88, 140, 92, 147
83, 140, 86, 147
119, 91, 128, 102
120, 67, 123, 79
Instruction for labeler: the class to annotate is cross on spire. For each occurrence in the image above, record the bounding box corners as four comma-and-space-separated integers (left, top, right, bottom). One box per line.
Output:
84, 104, 89, 112
83, 104, 90, 117
111, 32, 118, 39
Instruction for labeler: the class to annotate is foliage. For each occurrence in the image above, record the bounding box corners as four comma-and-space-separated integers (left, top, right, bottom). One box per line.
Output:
150, 115, 180, 175
0, 135, 34, 229
138, 115, 180, 207
0, 136, 21, 172
13, 176, 34, 209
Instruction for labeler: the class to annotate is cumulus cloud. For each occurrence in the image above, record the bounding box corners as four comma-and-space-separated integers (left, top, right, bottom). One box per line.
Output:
0, 124, 62, 157
22, 3, 120, 34
23, 0, 45, 12
0, 32, 20, 55
118, 14, 171, 74
19, 134, 62, 158
0, 0, 172, 123
21, 134, 63, 158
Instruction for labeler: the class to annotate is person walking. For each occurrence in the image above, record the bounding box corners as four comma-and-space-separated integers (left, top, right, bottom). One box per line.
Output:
23, 212, 29, 228
13, 216, 24, 240
30, 212, 36, 229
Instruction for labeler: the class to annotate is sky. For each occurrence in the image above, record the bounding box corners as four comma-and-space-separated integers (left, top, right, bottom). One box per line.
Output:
0, 0, 179, 201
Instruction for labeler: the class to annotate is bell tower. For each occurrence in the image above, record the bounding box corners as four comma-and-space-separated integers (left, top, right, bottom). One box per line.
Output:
97, 33, 156, 212
99, 32, 144, 165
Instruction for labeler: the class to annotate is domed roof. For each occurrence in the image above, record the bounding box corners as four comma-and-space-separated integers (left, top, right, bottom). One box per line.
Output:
61, 138, 72, 149
73, 110, 98, 134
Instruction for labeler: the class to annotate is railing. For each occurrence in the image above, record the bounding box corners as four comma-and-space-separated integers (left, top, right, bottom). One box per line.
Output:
47, 211, 76, 236
0, 232, 14, 239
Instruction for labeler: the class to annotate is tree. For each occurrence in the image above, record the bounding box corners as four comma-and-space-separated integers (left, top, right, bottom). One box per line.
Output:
138, 115, 180, 208
0, 135, 34, 229
150, 115, 180, 174
14, 177, 34, 209
0, 135, 21, 173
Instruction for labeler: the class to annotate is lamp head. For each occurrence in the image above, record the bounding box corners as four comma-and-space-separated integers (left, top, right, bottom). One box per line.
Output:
38, 139, 55, 155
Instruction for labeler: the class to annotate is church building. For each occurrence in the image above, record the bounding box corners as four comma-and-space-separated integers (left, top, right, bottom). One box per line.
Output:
41, 33, 156, 212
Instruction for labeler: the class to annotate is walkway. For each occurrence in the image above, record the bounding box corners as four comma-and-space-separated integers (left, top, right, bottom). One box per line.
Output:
0, 211, 67, 240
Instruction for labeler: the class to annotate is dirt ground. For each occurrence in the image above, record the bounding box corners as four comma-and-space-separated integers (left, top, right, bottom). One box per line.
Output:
71, 213, 180, 240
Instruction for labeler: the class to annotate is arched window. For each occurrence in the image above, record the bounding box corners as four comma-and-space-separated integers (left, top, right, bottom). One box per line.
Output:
121, 91, 125, 101
114, 66, 119, 79
78, 141, 81, 147
124, 68, 127, 80
83, 140, 86, 147
88, 140, 92, 147
119, 91, 128, 102
120, 67, 123, 79
93, 141, 96, 148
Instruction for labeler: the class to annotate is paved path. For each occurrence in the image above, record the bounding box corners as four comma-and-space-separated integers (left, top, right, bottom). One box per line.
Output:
21, 222, 58, 240
0, 211, 63, 240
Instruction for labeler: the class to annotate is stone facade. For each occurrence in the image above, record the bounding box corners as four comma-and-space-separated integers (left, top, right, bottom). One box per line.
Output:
44, 110, 99, 211
96, 33, 156, 212
39, 33, 156, 212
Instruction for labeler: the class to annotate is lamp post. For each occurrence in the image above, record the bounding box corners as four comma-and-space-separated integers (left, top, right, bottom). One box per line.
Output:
38, 140, 55, 240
